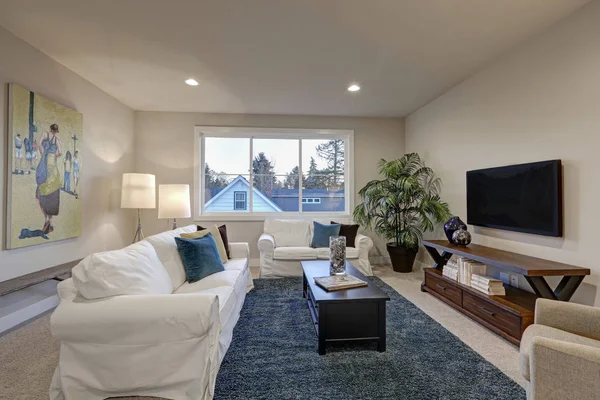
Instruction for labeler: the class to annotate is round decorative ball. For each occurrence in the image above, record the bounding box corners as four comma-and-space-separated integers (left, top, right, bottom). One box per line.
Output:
444, 216, 467, 243
452, 229, 472, 246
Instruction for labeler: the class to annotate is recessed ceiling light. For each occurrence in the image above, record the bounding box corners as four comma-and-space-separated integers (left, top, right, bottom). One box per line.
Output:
185, 78, 199, 86
347, 84, 360, 92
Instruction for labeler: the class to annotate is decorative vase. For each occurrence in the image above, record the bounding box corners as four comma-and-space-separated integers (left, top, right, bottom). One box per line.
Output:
452, 228, 472, 246
329, 236, 346, 275
444, 216, 467, 243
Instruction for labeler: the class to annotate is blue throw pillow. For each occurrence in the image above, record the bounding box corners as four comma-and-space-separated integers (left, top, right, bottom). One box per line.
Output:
311, 221, 341, 248
175, 233, 225, 283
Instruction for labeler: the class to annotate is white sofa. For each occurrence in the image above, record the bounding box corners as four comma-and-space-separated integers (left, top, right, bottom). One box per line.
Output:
50, 225, 253, 400
258, 219, 373, 277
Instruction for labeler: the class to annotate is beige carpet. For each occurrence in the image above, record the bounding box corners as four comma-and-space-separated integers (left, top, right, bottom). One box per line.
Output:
0, 266, 523, 400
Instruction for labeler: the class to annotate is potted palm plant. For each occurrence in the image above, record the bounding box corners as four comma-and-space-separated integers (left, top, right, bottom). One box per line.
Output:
353, 153, 451, 272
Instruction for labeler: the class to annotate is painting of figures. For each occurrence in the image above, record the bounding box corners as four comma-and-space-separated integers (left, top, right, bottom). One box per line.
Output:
6, 84, 83, 249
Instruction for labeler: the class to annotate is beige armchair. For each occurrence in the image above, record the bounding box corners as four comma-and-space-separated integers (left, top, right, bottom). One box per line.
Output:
520, 299, 600, 400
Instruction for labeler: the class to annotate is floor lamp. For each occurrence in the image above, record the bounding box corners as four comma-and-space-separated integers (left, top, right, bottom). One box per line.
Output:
158, 184, 191, 230
121, 173, 156, 242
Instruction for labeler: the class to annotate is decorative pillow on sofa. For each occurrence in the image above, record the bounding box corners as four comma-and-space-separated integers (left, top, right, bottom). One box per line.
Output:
72, 241, 173, 300
175, 233, 225, 283
311, 221, 341, 248
182, 225, 228, 264
197, 224, 230, 258
331, 221, 360, 247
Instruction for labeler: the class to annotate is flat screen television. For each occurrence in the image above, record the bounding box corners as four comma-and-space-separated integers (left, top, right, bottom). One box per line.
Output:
466, 160, 562, 237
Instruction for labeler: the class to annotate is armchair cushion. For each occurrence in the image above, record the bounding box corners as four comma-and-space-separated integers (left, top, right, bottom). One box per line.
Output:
175, 234, 225, 283
311, 221, 341, 248
274, 247, 317, 260
520, 323, 600, 381
265, 219, 311, 247
72, 241, 172, 300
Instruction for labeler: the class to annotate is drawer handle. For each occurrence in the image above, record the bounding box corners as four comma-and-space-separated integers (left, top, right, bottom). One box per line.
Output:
436, 284, 447, 291
478, 306, 495, 317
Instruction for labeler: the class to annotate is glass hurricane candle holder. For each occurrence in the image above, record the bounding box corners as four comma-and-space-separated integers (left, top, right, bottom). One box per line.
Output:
329, 235, 346, 275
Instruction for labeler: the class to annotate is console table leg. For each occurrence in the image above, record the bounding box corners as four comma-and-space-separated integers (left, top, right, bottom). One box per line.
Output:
554, 276, 585, 302
525, 276, 557, 300
424, 246, 452, 271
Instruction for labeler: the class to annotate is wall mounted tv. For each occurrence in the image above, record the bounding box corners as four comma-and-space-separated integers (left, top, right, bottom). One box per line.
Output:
466, 160, 563, 237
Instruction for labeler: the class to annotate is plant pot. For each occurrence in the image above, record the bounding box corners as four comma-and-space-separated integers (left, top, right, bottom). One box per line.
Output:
387, 243, 418, 273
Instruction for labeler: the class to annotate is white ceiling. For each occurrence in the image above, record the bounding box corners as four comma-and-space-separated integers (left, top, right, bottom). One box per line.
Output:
0, 0, 589, 117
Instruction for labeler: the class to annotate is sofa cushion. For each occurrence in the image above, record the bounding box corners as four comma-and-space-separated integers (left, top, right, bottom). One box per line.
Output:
174, 269, 243, 293
174, 285, 236, 326
175, 234, 225, 283
311, 221, 341, 248
274, 247, 317, 260
224, 258, 249, 272
182, 225, 228, 264
145, 225, 197, 290
265, 219, 311, 247
520, 324, 600, 381
72, 241, 173, 299
316, 247, 359, 260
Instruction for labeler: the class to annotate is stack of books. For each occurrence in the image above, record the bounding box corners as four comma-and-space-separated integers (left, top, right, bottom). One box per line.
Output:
471, 273, 506, 296
457, 257, 486, 286
442, 260, 458, 281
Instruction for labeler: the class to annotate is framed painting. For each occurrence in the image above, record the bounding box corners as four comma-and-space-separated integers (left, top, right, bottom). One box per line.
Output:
5, 84, 83, 249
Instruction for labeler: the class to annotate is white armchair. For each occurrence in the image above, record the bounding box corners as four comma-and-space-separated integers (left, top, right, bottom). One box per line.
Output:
520, 299, 600, 400
258, 219, 373, 278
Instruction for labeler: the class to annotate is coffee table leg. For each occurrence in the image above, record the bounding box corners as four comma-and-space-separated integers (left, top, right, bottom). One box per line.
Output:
318, 304, 326, 355
377, 301, 386, 352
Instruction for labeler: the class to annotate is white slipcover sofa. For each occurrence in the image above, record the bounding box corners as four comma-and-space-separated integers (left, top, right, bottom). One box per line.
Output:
50, 225, 253, 400
258, 219, 373, 278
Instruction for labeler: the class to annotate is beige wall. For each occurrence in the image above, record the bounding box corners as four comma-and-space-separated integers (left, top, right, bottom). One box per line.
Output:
405, 1, 600, 305
0, 27, 136, 282
136, 112, 405, 262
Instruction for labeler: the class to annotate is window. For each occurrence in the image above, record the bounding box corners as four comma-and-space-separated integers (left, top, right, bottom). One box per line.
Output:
195, 127, 353, 219
233, 191, 247, 210
301, 198, 321, 204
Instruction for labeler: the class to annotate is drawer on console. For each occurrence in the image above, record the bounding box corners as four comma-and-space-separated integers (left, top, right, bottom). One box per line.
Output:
462, 292, 521, 339
425, 271, 462, 306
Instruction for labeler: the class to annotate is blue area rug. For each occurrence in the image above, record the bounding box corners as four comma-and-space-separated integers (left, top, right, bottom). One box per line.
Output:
215, 277, 525, 400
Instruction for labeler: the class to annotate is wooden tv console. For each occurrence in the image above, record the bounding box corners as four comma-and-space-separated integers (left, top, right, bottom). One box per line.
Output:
421, 240, 590, 345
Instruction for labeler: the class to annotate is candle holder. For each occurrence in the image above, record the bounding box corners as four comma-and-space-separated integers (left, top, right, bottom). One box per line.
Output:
329, 235, 346, 275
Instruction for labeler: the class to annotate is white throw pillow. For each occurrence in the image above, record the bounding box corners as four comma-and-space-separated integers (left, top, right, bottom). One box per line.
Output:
145, 225, 197, 290
72, 241, 173, 299
264, 219, 311, 247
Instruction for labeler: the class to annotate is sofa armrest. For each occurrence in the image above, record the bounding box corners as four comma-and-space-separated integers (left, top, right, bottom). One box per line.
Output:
258, 233, 275, 254
529, 337, 600, 400
535, 299, 600, 341
51, 292, 219, 345
355, 234, 373, 253
229, 242, 250, 259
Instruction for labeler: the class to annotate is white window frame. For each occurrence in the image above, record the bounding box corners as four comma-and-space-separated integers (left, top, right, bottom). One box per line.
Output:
233, 191, 247, 210
194, 126, 354, 221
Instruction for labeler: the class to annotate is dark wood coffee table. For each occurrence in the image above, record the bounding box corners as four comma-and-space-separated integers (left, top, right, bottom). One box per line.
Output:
301, 260, 390, 355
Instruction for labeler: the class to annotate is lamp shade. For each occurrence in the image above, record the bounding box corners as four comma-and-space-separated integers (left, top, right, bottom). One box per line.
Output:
158, 184, 191, 219
121, 173, 156, 209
